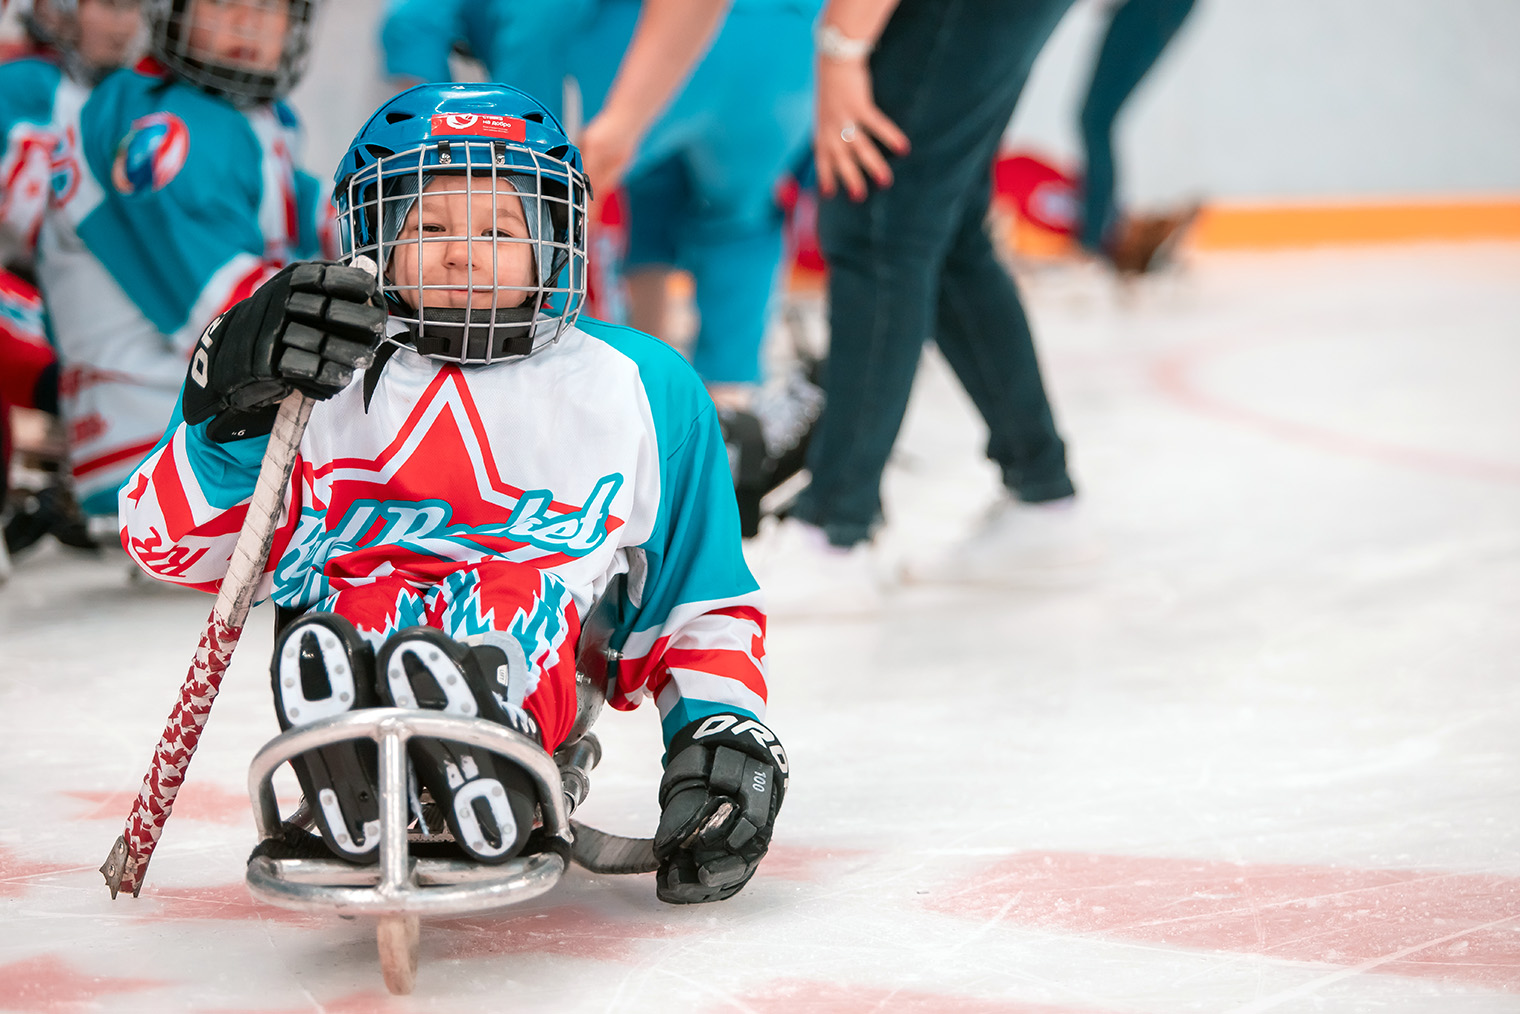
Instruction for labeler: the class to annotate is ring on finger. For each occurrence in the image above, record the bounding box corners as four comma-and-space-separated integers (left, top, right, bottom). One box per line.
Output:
840, 123, 857, 143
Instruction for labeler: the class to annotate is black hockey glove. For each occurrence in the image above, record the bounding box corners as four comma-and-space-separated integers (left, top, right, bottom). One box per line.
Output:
182, 261, 387, 442
653, 714, 788, 904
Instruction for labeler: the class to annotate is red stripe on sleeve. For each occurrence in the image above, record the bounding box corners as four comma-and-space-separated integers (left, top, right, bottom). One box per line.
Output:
661, 646, 768, 701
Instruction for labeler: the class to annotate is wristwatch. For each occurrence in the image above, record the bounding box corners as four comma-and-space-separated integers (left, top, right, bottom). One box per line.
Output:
815, 23, 874, 62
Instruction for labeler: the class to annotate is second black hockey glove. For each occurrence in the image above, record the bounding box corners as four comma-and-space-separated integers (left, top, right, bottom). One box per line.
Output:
653, 714, 788, 904
182, 261, 387, 442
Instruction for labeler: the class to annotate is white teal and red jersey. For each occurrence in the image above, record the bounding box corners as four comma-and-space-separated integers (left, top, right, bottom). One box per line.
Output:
119, 317, 768, 750
37, 58, 333, 514
0, 53, 80, 266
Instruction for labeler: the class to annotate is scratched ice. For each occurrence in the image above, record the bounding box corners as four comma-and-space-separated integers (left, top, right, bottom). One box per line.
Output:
2, 244, 1518, 1013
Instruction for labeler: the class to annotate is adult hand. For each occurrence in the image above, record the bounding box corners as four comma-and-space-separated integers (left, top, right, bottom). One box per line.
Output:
813, 56, 909, 202
578, 109, 642, 196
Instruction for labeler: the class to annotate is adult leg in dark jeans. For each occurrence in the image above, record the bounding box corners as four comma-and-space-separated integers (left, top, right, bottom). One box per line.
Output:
935, 184, 1073, 505
792, 0, 1074, 548
1077, 0, 1198, 253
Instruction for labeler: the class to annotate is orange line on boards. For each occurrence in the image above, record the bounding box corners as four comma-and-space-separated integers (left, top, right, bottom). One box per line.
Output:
1189, 198, 1520, 249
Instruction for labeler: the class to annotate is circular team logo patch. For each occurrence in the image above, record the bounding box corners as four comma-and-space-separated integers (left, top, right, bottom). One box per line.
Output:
111, 112, 190, 195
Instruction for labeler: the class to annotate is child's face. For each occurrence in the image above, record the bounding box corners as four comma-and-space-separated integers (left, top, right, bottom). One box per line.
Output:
387, 175, 536, 312
186, 0, 288, 73
76, 0, 141, 72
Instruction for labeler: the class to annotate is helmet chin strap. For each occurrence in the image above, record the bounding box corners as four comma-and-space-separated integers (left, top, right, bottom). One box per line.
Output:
405, 305, 542, 362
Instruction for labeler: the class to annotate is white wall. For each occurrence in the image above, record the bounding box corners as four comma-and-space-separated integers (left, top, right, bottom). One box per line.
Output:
287, 0, 394, 190
1007, 0, 1520, 207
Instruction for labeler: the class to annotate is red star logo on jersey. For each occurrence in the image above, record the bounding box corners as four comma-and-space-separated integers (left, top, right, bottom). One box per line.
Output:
304, 366, 625, 584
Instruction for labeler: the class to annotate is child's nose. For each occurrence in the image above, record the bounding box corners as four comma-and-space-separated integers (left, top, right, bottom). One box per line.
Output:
439, 237, 493, 273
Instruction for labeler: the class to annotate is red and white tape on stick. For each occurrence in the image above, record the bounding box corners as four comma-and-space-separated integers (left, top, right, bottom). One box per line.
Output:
101, 255, 375, 899
101, 390, 312, 898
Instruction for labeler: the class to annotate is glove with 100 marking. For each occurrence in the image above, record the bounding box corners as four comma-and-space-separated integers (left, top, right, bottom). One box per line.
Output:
653, 713, 788, 904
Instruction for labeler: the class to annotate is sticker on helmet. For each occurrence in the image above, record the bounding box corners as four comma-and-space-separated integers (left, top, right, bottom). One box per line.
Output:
111, 113, 190, 195
429, 114, 527, 142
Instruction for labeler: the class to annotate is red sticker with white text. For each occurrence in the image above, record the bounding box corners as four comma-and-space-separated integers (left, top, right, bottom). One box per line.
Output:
429, 114, 526, 142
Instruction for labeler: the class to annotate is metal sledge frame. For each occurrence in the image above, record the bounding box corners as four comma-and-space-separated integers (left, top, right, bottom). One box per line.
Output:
245, 709, 604, 994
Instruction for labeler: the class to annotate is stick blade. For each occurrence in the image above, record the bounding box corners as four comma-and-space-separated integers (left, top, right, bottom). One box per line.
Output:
100, 835, 140, 899
569, 820, 658, 875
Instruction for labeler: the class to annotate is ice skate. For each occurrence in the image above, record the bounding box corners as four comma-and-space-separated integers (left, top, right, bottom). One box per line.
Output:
271, 612, 383, 862
904, 494, 1103, 588
375, 628, 541, 864
718, 364, 826, 537
3, 482, 100, 558
746, 517, 891, 618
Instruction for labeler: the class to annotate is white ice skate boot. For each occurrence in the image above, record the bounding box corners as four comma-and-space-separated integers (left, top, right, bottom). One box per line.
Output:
745, 517, 890, 618
904, 494, 1103, 588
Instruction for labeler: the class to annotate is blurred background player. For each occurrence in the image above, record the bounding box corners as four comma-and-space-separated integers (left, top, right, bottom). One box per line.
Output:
32, 0, 333, 527
569, 0, 820, 538
120, 83, 785, 903
380, 0, 590, 110
0, 0, 141, 565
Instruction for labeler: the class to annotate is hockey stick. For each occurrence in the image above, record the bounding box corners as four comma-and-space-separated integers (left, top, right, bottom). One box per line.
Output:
569, 820, 658, 875
101, 256, 378, 899
101, 388, 314, 898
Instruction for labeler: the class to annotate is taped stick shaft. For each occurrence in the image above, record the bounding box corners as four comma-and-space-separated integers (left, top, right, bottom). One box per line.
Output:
102, 391, 313, 898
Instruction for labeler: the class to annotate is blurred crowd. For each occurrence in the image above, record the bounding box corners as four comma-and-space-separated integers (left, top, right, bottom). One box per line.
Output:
0, 0, 1198, 603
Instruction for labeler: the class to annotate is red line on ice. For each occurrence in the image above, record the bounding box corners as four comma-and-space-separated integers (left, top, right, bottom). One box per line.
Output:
926, 852, 1520, 990
1152, 337, 1520, 485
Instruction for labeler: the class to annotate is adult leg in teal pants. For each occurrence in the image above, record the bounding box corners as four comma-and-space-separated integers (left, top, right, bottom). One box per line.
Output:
572, 0, 815, 387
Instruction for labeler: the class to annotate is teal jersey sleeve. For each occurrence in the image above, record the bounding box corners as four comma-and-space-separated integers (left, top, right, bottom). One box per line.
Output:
0, 57, 61, 137
578, 319, 769, 747
74, 68, 273, 340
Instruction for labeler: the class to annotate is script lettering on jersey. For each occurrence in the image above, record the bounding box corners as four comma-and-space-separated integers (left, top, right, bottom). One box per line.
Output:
274, 473, 624, 602
130, 528, 209, 578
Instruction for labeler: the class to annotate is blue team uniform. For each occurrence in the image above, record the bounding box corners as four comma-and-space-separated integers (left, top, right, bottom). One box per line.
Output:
570, 0, 816, 385
36, 58, 331, 514
381, 0, 594, 116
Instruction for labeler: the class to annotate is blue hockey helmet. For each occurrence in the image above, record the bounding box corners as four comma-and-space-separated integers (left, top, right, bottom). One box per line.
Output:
334, 82, 589, 365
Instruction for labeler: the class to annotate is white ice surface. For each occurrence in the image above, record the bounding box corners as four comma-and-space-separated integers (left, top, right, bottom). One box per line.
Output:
1, 243, 1518, 1013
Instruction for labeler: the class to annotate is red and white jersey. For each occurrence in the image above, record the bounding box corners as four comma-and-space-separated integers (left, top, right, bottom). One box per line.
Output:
119, 318, 768, 746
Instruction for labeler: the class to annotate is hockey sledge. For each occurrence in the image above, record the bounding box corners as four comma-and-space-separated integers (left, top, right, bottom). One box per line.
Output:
245, 587, 658, 995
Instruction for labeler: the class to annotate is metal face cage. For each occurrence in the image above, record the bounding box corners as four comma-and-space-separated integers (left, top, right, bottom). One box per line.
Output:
338, 137, 588, 366
147, 0, 317, 106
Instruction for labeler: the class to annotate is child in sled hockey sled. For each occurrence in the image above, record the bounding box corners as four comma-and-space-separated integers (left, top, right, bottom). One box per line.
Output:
119, 82, 786, 905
